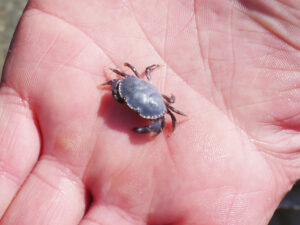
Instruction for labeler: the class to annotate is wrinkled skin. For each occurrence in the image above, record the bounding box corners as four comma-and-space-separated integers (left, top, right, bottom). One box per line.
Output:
0, 0, 300, 225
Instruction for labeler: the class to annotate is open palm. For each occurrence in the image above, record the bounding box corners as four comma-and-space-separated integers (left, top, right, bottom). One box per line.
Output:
0, 0, 300, 224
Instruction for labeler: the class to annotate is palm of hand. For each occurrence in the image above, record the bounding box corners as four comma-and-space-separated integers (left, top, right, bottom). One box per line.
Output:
0, 0, 299, 225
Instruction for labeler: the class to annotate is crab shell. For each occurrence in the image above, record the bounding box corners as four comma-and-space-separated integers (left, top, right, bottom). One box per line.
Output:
118, 76, 167, 119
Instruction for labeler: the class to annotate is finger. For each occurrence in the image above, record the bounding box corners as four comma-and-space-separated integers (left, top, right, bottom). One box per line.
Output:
79, 204, 146, 225
0, 157, 86, 225
0, 87, 40, 217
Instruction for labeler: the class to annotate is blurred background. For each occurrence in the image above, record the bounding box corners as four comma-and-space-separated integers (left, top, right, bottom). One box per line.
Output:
0, 0, 299, 224
0, 0, 25, 72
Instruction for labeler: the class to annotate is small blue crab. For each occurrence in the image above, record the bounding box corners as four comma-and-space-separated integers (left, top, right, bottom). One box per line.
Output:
101, 63, 187, 135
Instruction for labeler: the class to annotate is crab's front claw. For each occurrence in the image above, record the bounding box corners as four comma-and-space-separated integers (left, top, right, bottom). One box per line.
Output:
133, 118, 165, 135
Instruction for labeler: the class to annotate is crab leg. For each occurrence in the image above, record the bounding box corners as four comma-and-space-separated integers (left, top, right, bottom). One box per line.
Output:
108, 68, 128, 77
167, 109, 176, 132
167, 104, 187, 117
162, 94, 175, 104
99, 79, 118, 86
124, 62, 140, 78
145, 64, 161, 81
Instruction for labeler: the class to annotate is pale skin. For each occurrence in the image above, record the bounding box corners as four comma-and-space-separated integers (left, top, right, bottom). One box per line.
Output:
0, 0, 299, 224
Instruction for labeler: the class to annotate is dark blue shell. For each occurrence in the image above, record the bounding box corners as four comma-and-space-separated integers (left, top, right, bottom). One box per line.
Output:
119, 76, 167, 119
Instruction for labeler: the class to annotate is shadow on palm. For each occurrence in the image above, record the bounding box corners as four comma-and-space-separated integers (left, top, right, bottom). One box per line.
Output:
98, 92, 154, 145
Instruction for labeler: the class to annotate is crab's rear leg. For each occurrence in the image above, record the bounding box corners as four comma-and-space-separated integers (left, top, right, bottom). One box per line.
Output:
133, 117, 165, 134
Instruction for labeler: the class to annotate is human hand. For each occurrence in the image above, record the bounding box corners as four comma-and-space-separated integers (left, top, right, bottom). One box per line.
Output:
0, 0, 300, 224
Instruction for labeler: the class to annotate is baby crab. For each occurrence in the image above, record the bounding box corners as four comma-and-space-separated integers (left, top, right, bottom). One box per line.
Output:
101, 63, 187, 135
